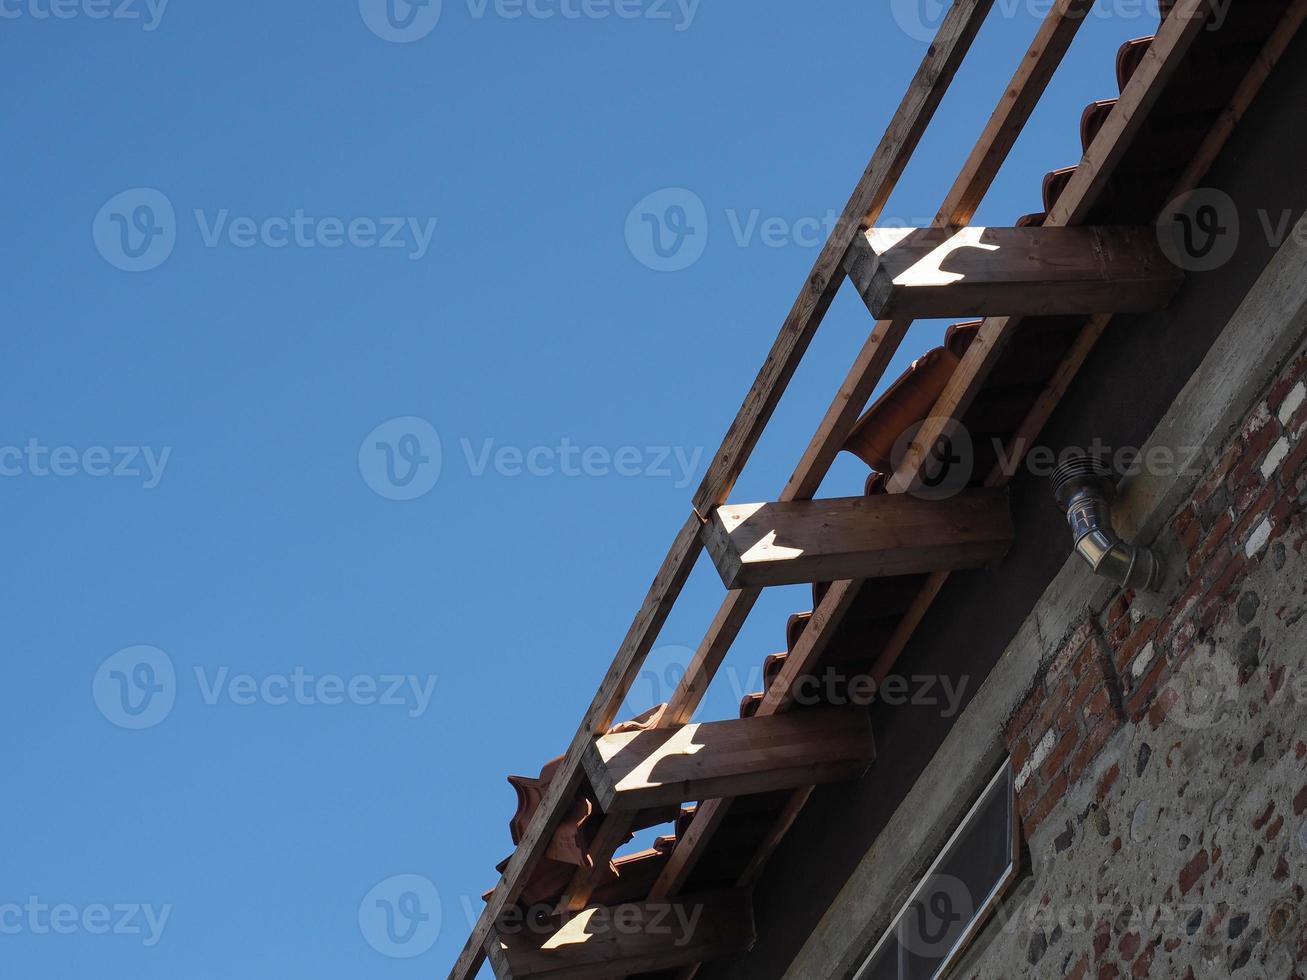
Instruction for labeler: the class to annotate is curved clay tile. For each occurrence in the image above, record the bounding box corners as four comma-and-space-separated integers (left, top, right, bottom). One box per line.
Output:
739, 692, 763, 718
842, 347, 960, 473
786, 611, 811, 653
762, 651, 788, 693
841, 318, 980, 475
1042, 166, 1079, 214
1081, 99, 1118, 151
1116, 36, 1155, 92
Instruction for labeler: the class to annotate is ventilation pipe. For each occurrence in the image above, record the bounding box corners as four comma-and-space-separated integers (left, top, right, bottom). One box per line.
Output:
1051, 456, 1163, 592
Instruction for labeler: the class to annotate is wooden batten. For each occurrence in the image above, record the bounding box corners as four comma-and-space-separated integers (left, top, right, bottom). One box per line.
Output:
702, 490, 1013, 590
583, 708, 875, 812
844, 225, 1183, 319
487, 889, 756, 980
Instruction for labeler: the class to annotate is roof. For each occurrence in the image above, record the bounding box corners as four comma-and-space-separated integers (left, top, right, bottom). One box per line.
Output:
453, 1, 1307, 976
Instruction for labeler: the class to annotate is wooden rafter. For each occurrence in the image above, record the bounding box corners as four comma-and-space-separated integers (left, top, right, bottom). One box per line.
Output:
845, 225, 1183, 319
542, 0, 999, 923
639, 0, 1101, 934
704, 490, 1014, 589
450, 4, 997, 972
584, 708, 875, 811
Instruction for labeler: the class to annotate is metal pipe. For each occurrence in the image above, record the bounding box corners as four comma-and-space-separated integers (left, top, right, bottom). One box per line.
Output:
1051, 456, 1162, 592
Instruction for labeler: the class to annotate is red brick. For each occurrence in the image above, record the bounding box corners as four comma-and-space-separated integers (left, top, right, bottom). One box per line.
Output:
1284, 431, 1307, 482
1097, 763, 1121, 801
1253, 801, 1276, 830
1105, 593, 1133, 629
1246, 418, 1283, 461
1187, 512, 1234, 576
1173, 505, 1201, 550
1040, 726, 1081, 785
1194, 443, 1240, 504
1232, 484, 1277, 543
1024, 770, 1070, 837
1119, 931, 1140, 959
1126, 652, 1170, 722
1006, 689, 1042, 742
1179, 849, 1210, 895
1132, 942, 1157, 978
1071, 711, 1124, 783
1148, 685, 1181, 730
1267, 814, 1285, 841
1113, 619, 1159, 676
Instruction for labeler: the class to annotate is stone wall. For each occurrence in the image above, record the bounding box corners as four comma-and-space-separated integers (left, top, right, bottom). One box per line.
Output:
963, 344, 1307, 979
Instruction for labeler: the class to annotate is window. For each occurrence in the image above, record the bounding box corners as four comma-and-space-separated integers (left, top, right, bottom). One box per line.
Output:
853, 761, 1019, 980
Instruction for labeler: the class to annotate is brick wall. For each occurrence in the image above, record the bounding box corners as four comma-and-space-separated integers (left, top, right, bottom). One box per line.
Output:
974, 342, 1307, 979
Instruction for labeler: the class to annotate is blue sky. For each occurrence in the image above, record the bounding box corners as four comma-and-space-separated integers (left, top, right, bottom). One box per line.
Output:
1, 1, 1167, 976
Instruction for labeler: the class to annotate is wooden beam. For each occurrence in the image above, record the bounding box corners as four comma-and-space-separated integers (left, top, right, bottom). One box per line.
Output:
487, 890, 755, 980
584, 708, 875, 812
561, 0, 1075, 921
662, 0, 1212, 937
703, 490, 1013, 589
647, 579, 862, 899
844, 225, 1182, 319
688, 0, 996, 517
451, 514, 703, 980
1045, 0, 1216, 228
890, 0, 1213, 497
934, 0, 1097, 227
533, 0, 998, 925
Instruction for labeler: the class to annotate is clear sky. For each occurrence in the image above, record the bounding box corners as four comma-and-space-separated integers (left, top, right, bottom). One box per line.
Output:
2, 1, 1166, 976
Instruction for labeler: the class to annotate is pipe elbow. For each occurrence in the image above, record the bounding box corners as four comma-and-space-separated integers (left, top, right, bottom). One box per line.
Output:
1053, 457, 1163, 593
